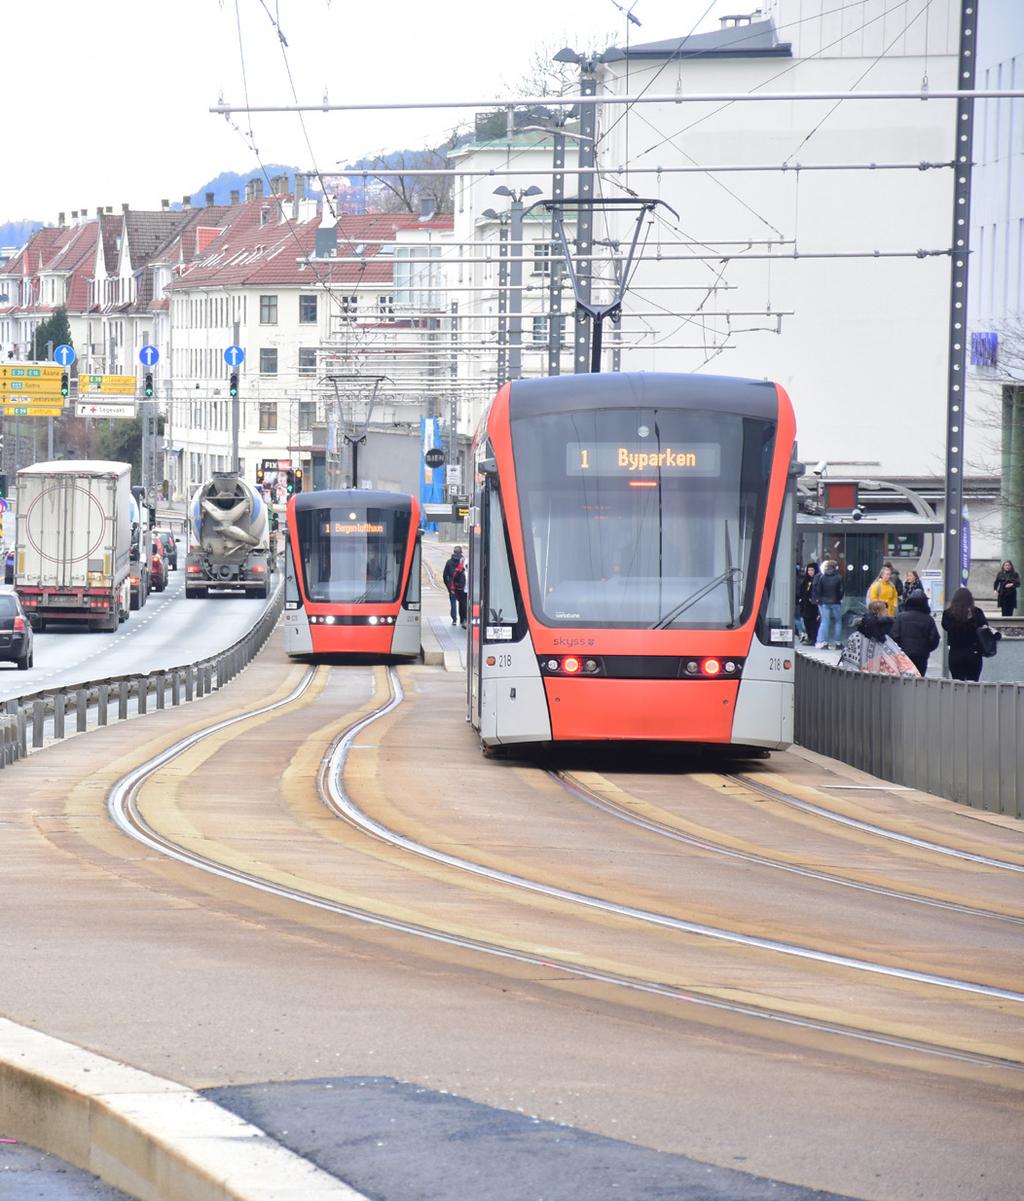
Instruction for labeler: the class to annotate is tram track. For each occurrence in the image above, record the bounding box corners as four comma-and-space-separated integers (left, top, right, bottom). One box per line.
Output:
551, 770, 1024, 927
105, 660, 1024, 1074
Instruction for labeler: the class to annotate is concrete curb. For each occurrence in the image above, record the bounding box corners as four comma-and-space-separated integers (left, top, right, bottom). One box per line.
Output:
420, 618, 445, 667
0, 1018, 368, 1201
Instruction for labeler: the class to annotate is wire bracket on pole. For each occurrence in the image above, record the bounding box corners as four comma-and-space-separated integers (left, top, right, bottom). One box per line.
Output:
529, 196, 678, 373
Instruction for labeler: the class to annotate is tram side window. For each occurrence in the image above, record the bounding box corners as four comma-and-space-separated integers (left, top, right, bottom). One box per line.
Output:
760, 485, 795, 643
403, 540, 421, 607
486, 485, 520, 631
284, 540, 300, 607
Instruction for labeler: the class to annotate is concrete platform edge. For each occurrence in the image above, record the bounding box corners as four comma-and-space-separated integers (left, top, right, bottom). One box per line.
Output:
0, 1017, 369, 1201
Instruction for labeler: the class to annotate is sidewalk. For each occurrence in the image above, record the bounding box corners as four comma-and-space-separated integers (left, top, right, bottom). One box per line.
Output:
421, 536, 468, 672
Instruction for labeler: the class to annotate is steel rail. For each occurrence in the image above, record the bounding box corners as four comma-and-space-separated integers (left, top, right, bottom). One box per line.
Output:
323, 670, 1024, 1005
731, 774, 1024, 873
102, 663, 1023, 1070
553, 771, 1024, 926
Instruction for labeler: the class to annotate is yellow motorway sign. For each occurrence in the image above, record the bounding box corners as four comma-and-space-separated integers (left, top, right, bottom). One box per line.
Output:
0, 378, 65, 396
0, 363, 63, 381
0, 404, 65, 417
79, 373, 137, 394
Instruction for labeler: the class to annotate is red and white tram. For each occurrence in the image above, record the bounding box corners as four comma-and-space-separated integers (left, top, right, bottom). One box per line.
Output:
283, 489, 421, 658
467, 373, 798, 751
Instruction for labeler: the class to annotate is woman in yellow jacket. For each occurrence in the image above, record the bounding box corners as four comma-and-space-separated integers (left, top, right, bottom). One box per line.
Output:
867, 564, 899, 617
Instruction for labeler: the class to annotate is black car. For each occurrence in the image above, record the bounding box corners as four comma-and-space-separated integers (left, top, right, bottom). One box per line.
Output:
155, 530, 178, 571
0, 591, 34, 669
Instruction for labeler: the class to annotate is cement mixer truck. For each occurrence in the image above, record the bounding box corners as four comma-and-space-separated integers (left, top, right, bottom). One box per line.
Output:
185, 472, 272, 599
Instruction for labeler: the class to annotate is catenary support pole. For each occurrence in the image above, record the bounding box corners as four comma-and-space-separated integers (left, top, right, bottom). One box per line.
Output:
548, 129, 566, 377
941, 0, 978, 632
574, 65, 597, 373
231, 319, 241, 472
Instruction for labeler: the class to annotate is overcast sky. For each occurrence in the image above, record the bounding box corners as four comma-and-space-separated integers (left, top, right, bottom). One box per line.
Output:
6, 0, 740, 222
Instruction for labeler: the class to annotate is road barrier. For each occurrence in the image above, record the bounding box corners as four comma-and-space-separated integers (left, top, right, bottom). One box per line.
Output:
795, 655, 1024, 818
1, 586, 282, 770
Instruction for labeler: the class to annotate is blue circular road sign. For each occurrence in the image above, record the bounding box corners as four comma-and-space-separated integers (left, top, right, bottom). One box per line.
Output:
224, 345, 245, 367
139, 344, 160, 367
53, 343, 76, 367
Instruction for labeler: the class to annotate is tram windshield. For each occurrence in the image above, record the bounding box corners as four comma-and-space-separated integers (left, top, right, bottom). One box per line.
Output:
511, 407, 775, 629
295, 505, 410, 604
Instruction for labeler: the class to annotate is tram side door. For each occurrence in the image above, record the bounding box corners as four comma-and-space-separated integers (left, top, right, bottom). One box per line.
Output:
467, 487, 483, 725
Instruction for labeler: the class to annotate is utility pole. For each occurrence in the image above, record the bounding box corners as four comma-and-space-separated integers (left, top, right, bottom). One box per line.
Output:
548, 124, 566, 376
941, 0, 978, 624
509, 195, 524, 380
574, 63, 598, 373
496, 220, 509, 384
231, 319, 241, 472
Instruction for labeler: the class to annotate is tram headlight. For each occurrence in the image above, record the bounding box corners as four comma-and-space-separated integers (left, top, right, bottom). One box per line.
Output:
702, 658, 722, 676
562, 656, 581, 674
545, 659, 560, 672
584, 659, 599, 674
724, 660, 737, 673
369, 615, 378, 625
685, 661, 699, 675
325, 615, 336, 625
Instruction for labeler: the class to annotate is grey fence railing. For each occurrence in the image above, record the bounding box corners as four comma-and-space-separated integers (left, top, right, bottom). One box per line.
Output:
795, 655, 1024, 818
1, 587, 283, 770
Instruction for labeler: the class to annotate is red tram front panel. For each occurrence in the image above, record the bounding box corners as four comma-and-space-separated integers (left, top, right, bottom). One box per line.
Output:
469, 373, 796, 748
284, 490, 421, 658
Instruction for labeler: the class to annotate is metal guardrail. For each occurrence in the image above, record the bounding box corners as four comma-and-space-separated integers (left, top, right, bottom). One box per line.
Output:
1, 586, 283, 769
795, 655, 1024, 819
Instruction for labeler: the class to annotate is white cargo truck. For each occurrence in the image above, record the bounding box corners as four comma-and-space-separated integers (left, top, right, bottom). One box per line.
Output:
14, 460, 132, 632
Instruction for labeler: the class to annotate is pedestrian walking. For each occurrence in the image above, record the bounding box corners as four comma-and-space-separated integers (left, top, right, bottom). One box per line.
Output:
994, 560, 1020, 617
811, 559, 845, 649
443, 545, 468, 628
891, 591, 940, 676
899, 569, 926, 609
866, 564, 899, 617
941, 588, 995, 682
796, 562, 820, 645
840, 601, 919, 675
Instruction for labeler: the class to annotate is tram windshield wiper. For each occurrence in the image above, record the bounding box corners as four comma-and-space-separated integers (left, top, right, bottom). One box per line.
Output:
650, 567, 743, 630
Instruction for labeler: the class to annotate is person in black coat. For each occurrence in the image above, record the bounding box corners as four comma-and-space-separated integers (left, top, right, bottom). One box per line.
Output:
891, 591, 940, 676
796, 562, 820, 644
994, 560, 1020, 617
941, 587, 992, 682
899, 569, 927, 608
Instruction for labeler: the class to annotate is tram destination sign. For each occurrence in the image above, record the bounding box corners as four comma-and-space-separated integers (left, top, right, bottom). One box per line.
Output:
566, 442, 721, 477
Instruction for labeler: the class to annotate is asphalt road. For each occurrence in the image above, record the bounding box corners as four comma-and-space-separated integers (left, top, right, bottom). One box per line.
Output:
0, 1142, 132, 1200
0, 567, 278, 704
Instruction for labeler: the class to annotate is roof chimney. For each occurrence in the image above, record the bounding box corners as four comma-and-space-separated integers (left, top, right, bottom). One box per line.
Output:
250, 177, 263, 198
295, 173, 306, 200
96, 207, 104, 217
230, 189, 240, 205
122, 202, 130, 213
58, 211, 66, 226
161, 198, 170, 210
71, 210, 78, 219
182, 194, 191, 208
205, 191, 215, 206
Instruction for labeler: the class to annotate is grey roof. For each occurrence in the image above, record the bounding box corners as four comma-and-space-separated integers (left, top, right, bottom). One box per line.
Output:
602, 18, 790, 62
124, 210, 194, 269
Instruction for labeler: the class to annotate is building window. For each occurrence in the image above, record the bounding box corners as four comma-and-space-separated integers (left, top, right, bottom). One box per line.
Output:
533, 243, 551, 275
341, 294, 358, 319
377, 294, 394, 318
299, 400, 317, 430
299, 294, 318, 323
259, 348, 278, 375
532, 316, 549, 344
259, 402, 278, 432
259, 295, 278, 324
298, 347, 317, 375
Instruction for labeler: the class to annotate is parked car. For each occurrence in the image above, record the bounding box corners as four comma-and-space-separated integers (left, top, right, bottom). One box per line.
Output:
150, 544, 167, 593
155, 530, 178, 571
3, 547, 12, 585
0, 591, 34, 669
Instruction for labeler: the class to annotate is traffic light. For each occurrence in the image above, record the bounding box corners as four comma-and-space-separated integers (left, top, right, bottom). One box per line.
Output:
285, 468, 295, 495
293, 467, 303, 494
229, 372, 239, 398
0, 473, 7, 498
60, 372, 69, 398
144, 373, 154, 398
255, 464, 265, 486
